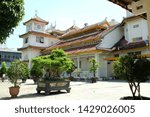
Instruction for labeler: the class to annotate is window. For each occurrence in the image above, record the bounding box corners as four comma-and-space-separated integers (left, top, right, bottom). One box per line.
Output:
133, 24, 139, 28
36, 37, 44, 43
137, 5, 143, 10
132, 37, 142, 42
128, 51, 141, 56
24, 38, 28, 44
51, 41, 54, 45
114, 54, 119, 57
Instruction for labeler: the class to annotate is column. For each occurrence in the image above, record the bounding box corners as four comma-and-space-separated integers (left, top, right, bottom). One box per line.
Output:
95, 53, 100, 78
28, 58, 32, 69
143, 0, 150, 43
77, 56, 80, 70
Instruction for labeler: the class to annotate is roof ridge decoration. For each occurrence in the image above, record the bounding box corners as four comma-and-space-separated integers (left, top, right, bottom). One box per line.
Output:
23, 15, 49, 25
59, 19, 110, 39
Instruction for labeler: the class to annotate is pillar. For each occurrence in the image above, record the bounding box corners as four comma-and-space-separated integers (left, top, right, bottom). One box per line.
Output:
77, 56, 80, 70
143, 0, 150, 43
95, 53, 100, 78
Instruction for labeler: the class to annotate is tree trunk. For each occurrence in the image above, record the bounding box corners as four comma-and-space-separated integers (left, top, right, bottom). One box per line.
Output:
137, 83, 141, 98
128, 82, 136, 98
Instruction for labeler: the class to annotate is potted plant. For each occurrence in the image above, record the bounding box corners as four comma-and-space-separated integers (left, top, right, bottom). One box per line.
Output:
32, 49, 74, 94
7, 60, 29, 98
89, 58, 99, 83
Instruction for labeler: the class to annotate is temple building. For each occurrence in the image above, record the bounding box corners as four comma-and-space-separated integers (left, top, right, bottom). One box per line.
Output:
108, 0, 150, 43
42, 20, 122, 80
18, 15, 60, 68
18, 0, 150, 80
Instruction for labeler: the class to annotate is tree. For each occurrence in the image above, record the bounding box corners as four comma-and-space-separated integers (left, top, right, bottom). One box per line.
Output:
21, 62, 29, 83
30, 60, 43, 84
7, 60, 28, 87
133, 57, 150, 97
32, 49, 74, 80
89, 58, 99, 83
66, 62, 76, 80
89, 58, 99, 78
113, 55, 150, 99
0, 0, 24, 43
0, 62, 7, 82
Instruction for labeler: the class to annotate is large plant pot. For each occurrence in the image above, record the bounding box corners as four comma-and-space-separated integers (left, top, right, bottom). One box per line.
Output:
9, 86, 20, 98
36, 80, 71, 95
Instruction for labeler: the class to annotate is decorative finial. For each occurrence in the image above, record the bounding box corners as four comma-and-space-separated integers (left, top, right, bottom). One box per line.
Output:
35, 10, 38, 17
73, 20, 76, 26
54, 21, 56, 28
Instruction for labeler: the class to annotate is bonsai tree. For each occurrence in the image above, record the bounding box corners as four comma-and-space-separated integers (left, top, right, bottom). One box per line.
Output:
89, 58, 99, 83
113, 55, 150, 99
32, 49, 74, 80
30, 61, 43, 84
0, 0, 24, 43
0, 62, 7, 82
7, 60, 29, 98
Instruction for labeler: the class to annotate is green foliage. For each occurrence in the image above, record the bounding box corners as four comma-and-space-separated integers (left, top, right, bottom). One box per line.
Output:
0, 0, 24, 43
21, 62, 29, 82
134, 58, 150, 82
30, 60, 43, 80
32, 49, 74, 80
113, 55, 135, 82
66, 62, 76, 77
89, 58, 99, 78
7, 60, 29, 87
0, 61, 7, 77
113, 55, 150, 98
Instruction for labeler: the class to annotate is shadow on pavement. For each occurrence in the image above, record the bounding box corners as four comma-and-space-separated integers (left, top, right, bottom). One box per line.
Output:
0, 91, 66, 100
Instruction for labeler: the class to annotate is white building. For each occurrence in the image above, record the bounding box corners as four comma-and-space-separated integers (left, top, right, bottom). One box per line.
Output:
18, 13, 150, 80
18, 15, 59, 68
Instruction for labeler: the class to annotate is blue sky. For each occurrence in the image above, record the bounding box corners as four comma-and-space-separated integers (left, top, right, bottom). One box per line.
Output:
5, 0, 126, 49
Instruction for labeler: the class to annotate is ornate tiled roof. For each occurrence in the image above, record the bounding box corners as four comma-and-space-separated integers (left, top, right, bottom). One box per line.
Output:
108, 0, 133, 10
42, 24, 119, 55
19, 31, 57, 38
65, 44, 100, 55
23, 15, 49, 25
18, 45, 46, 51
41, 31, 101, 54
113, 38, 149, 51
59, 19, 110, 39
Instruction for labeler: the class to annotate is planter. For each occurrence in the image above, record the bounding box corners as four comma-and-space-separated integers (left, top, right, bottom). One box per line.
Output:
36, 80, 71, 95
87, 77, 97, 83
9, 86, 20, 98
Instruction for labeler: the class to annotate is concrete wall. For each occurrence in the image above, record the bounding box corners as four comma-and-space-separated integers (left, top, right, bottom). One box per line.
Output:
124, 18, 148, 42
23, 35, 59, 48
26, 22, 46, 32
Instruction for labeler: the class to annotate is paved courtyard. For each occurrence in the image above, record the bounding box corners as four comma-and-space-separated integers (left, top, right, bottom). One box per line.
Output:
0, 79, 150, 100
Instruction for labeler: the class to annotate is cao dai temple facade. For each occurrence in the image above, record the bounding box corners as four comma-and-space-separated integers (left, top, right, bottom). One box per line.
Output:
18, 0, 150, 80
